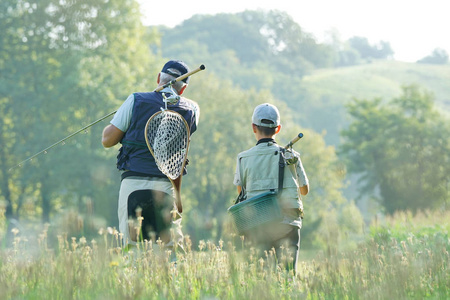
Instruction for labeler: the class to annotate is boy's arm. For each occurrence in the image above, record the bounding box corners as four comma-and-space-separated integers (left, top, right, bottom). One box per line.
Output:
295, 154, 309, 195
234, 157, 243, 195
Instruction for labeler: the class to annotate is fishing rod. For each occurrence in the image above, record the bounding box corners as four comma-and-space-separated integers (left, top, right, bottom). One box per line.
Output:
9, 64, 206, 171
283, 133, 304, 166
8, 111, 116, 171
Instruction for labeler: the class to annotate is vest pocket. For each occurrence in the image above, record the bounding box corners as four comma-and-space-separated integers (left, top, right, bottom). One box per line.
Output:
246, 178, 277, 193
117, 147, 129, 169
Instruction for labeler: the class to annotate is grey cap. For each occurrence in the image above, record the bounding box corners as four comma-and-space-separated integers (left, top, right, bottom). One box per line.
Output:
252, 103, 280, 128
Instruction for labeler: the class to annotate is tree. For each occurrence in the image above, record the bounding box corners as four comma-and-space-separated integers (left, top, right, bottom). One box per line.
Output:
157, 10, 335, 81
153, 10, 335, 146
348, 36, 394, 60
340, 85, 450, 214
0, 0, 157, 226
417, 48, 449, 65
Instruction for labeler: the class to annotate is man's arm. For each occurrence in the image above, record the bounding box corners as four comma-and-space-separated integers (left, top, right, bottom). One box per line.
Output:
102, 94, 134, 148
102, 124, 125, 148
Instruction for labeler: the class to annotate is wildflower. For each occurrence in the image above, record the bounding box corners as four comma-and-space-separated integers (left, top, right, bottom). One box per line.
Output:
110, 261, 119, 267
401, 240, 407, 251
259, 257, 265, 269
134, 225, 141, 240
407, 236, 413, 244
119, 232, 124, 244
198, 240, 206, 251
401, 256, 408, 265
207, 240, 214, 251
171, 208, 178, 219
71, 237, 78, 251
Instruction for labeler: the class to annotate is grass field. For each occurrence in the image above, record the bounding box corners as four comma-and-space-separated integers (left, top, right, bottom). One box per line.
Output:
0, 210, 448, 299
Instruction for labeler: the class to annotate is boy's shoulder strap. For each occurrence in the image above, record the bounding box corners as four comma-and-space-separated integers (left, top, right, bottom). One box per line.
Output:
278, 147, 286, 195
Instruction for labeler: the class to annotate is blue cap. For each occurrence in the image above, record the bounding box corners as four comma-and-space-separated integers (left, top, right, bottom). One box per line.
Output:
161, 60, 190, 83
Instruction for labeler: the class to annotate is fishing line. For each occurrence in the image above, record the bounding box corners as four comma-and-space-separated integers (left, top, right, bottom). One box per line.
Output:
8, 110, 116, 171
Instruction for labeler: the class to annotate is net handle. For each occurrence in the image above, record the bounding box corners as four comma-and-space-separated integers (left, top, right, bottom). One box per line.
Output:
144, 110, 191, 213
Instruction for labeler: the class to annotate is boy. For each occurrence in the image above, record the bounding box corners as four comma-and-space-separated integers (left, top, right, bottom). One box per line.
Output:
233, 103, 309, 273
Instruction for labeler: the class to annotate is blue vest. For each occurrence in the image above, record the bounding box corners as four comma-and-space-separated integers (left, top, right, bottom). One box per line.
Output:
116, 92, 197, 177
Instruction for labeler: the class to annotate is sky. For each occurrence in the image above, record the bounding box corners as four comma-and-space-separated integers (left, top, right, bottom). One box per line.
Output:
136, 0, 450, 63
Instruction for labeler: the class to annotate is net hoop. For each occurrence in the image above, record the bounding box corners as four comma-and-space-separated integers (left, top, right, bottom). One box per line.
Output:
144, 110, 190, 180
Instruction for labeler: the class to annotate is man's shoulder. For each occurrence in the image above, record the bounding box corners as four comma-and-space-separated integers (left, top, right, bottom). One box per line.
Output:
180, 97, 199, 111
133, 91, 159, 100
179, 97, 200, 125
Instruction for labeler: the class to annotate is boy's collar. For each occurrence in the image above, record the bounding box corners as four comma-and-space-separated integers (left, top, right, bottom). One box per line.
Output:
256, 138, 276, 145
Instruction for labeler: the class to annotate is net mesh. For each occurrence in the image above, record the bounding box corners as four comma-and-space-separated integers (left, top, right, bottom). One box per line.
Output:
145, 110, 189, 180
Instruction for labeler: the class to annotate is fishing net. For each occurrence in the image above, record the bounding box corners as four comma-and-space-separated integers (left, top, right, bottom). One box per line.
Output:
145, 110, 190, 180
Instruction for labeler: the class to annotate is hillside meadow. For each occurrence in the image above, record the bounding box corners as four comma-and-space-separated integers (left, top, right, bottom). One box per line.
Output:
1, 208, 448, 299
302, 61, 450, 105
295, 60, 450, 146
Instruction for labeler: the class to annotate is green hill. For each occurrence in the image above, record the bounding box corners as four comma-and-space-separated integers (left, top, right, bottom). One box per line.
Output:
296, 60, 450, 145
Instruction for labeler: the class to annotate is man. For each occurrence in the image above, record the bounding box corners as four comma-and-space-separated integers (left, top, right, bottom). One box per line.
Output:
233, 103, 308, 273
102, 60, 200, 249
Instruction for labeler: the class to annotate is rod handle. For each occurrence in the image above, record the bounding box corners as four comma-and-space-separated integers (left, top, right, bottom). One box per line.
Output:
284, 133, 304, 149
155, 64, 206, 92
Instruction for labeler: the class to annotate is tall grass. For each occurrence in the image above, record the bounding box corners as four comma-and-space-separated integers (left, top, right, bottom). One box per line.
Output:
0, 210, 449, 299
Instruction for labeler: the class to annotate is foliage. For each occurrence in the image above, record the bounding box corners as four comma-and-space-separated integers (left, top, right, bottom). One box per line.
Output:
297, 60, 450, 146
0, 209, 448, 299
417, 48, 449, 65
159, 10, 333, 75
0, 0, 157, 225
155, 9, 336, 108
340, 85, 450, 214
154, 12, 450, 146
369, 209, 450, 243
348, 36, 394, 60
